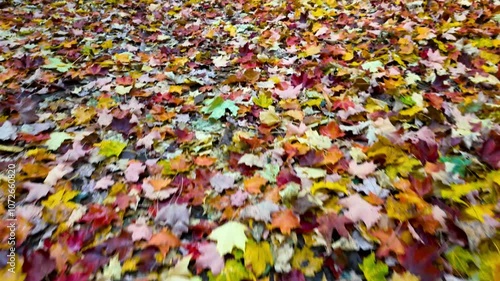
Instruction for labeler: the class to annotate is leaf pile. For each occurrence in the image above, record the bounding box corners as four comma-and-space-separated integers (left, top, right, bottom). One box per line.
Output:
1, 0, 499, 280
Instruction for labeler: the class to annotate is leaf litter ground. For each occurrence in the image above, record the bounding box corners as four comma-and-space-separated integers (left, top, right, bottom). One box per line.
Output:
0, 0, 499, 281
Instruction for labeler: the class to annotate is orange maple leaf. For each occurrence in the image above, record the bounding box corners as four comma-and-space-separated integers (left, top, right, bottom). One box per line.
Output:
320, 147, 343, 166
148, 229, 181, 256
170, 155, 191, 172
244, 175, 267, 194
146, 177, 172, 191
371, 228, 405, 257
319, 121, 345, 139
194, 156, 217, 167
271, 209, 300, 235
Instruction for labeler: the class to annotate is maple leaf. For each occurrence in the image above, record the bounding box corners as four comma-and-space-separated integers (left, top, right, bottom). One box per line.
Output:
243, 175, 267, 194
310, 180, 349, 195
43, 57, 72, 72
348, 161, 377, 179
0, 120, 17, 141
155, 203, 190, 236
253, 93, 273, 108
94, 175, 115, 190
398, 244, 443, 281
359, 253, 389, 281
59, 141, 90, 162
208, 221, 248, 256
317, 212, 352, 247
274, 83, 302, 99
50, 243, 77, 273
370, 229, 405, 257
195, 243, 225, 275
161, 256, 201, 281
202, 96, 239, 119
212, 55, 230, 67
101, 255, 121, 280
45, 132, 73, 151
23, 250, 56, 281
126, 218, 152, 241
210, 173, 236, 193
338, 194, 381, 229
319, 121, 345, 139
95, 140, 127, 157
124, 161, 145, 182
445, 246, 480, 276
208, 259, 253, 281
291, 247, 323, 277
148, 228, 181, 257
244, 240, 274, 276
240, 200, 280, 222
271, 209, 300, 235
136, 130, 162, 149
22, 182, 53, 202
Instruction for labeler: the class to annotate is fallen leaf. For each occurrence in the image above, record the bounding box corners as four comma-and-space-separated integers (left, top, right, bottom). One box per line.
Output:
338, 194, 381, 229
208, 221, 248, 256
271, 209, 300, 235
360, 252, 389, 281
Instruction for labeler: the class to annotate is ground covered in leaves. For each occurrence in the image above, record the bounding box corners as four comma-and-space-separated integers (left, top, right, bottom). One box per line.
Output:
1, 0, 499, 280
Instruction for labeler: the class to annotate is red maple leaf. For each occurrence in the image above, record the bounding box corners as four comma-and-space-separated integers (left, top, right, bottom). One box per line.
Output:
398, 244, 443, 281
317, 212, 352, 246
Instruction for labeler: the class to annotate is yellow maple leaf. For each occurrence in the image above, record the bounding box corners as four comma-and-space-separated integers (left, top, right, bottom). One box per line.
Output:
95, 140, 127, 157
114, 52, 132, 63
291, 247, 323, 277
172, 57, 189, 67
259, 107, 281, 126
398, 38, 414, 55
386, 197, 418, 222
101, 40, 113, 49
122, 257, 140, 273
205, 28, 215, 39
311, 180, 349, 195
464, 205, 495, 222
224, 24, 236, 36
343, 51, 354, 61
441, 182, 483, 204
304, 45, 321, 57
414, 27, 435, 40
169, 85, 183, 94
73, 106, 96, 125
244, 240, 274, 276
42, 189, 79, 209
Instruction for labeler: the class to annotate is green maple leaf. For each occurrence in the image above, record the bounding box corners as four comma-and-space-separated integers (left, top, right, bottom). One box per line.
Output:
445, 246, 480, 276
42, 57, 72, 72
46, 132, 73, 151
440, 156, 471, 177
202, 96, 239, 119
359, 253, 388, 281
